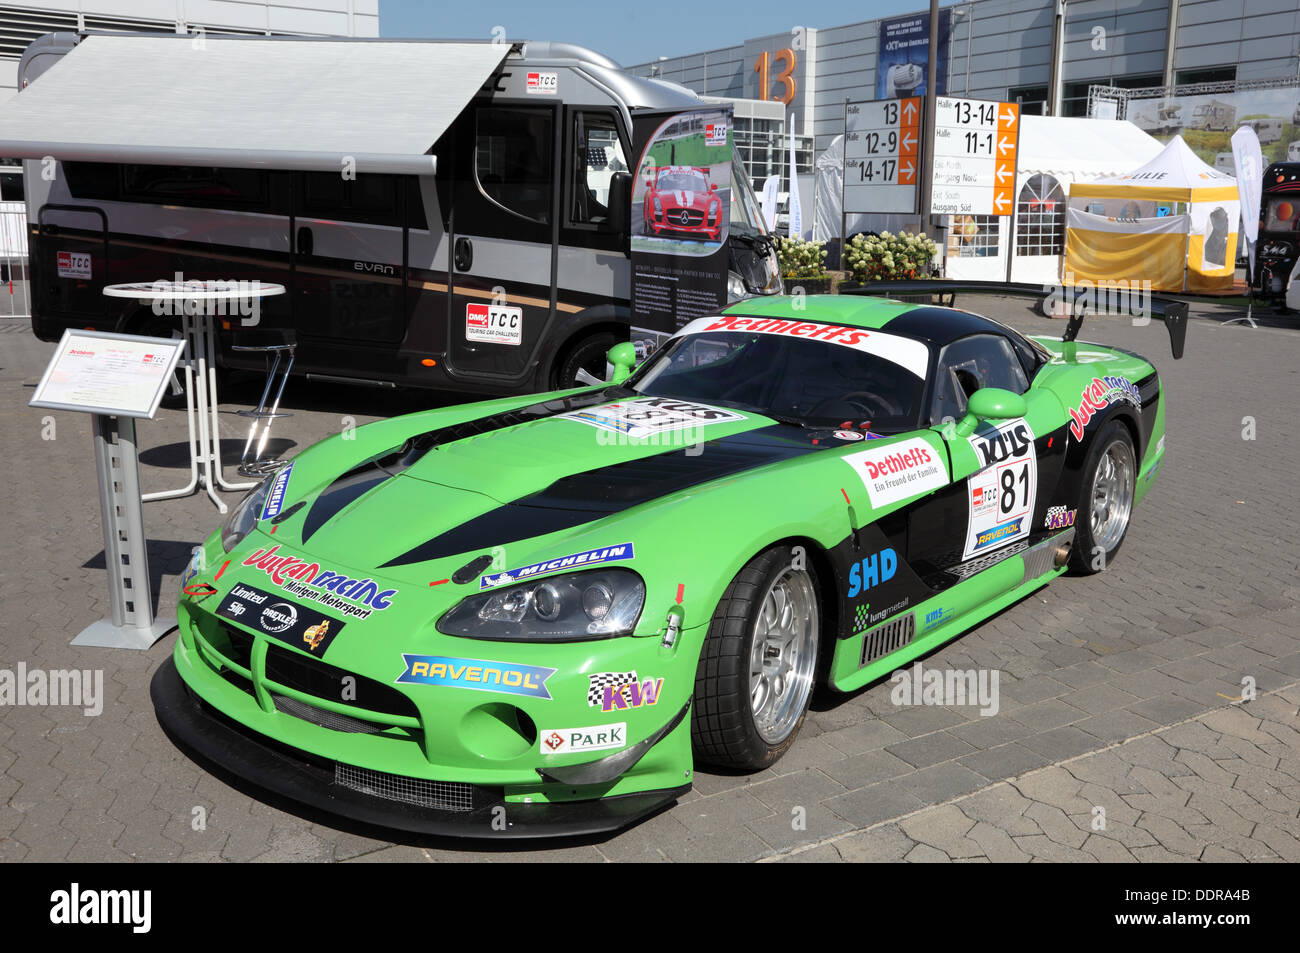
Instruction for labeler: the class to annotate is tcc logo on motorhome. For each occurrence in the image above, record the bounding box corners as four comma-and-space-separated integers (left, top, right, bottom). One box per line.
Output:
525, 71, 557, 95
465, 303, 523, 345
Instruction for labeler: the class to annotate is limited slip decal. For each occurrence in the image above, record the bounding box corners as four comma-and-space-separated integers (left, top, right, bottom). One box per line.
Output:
261, 463, 294, 520
675, 314, 931, 379
559, 397, 744, 439
586, 671, 663, 712
479, 543, 634, 589
215, 583, 345, 657
963, 418, 1037, 560
242, 544, 397, 619
465, 303, 523, 346
1068, 376, 1141, 441
540, 722, 627, 755
843, 437, 948, 508
395, 655, 556, 699
56, 251, 91, 280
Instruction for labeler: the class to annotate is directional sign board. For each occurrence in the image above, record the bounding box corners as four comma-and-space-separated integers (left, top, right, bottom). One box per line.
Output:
843, 97, 922, 214
930, 96, 1019, 216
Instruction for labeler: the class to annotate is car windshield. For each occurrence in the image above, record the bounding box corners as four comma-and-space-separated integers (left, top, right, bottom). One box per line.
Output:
624, 326, 927, 433
729, 155, 768, 241
657, 172, 708, 192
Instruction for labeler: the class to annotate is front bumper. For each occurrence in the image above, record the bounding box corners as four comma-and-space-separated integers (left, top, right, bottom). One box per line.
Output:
152, 656, 690, 839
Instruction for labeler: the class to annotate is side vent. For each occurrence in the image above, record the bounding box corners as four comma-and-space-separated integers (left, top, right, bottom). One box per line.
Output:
859, 613, 916, 667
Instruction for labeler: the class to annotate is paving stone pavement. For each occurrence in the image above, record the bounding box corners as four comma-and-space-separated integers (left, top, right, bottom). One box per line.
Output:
0, 295, 1297, 863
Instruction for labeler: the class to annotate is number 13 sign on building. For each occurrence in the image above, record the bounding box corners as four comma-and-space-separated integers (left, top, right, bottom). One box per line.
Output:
929, 96, 1019, 216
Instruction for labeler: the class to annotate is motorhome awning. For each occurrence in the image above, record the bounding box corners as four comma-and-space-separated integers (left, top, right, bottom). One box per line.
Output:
0, 35, 510, 175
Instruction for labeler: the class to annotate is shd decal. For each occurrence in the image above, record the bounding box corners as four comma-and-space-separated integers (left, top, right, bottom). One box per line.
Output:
479, 543, 634, 590
215, 583, 345, 657
242, 544, 397, 619
396, 655, 557, 700
1068, 376, 1141, 441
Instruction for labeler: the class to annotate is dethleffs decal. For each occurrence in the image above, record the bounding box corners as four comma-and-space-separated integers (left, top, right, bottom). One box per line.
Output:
963, 418, 1037, 560
843, 437, 948, 507
674, 314, 931, 379
395, 655, 556, 700
260, 463, 294, 520
479, 543, 635, 590
559, 397, 744, 439
215, 582, 345, 657
241, 544, 397, 619
1068, 376, 1141, 441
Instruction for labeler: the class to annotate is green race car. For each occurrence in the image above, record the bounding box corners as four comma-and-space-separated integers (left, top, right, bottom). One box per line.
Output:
153, 291, 1183, 838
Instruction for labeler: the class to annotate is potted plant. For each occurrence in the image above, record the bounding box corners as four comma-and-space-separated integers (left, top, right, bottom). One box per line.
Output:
775, 236, 832, 295
840, 231, 939, 300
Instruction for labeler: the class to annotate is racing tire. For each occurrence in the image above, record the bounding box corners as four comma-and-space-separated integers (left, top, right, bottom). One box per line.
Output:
1068, 419, 1137, 575
692, 545, 821, 771
554, 331, 617, 390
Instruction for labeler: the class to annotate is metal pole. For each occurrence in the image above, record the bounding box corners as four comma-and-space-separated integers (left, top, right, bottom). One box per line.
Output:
919, 0, 940, 238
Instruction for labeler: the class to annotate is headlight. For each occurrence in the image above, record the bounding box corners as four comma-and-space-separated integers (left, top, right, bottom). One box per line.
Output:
437, 569, 645, 642
653, 196, 662, 216
220, 472, 276, 551
727, 270, 748, 302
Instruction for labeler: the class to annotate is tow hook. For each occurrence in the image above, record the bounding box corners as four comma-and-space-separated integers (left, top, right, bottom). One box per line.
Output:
661, 605, 685, 648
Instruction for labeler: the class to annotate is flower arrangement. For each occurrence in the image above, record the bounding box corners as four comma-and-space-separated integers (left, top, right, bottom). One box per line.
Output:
774, 236, 829, 279
844, 230, 938, 283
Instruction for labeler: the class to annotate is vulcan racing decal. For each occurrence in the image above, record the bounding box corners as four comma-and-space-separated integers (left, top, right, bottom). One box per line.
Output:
479, 543, 634, 589
675, 314, 931, 379
215, 583, 345, 657
395, 655, 556, 699
843, 437, 948, 507
261, 463, 294, 520
559, 397, 744, 439
963, 419, 1037, 560
241, 544, 397, 619
1068, 375, 1141, 441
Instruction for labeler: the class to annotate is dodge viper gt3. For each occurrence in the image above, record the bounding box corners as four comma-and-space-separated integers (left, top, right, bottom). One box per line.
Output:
153, 291, 1183, 838
642, 165, 723, 241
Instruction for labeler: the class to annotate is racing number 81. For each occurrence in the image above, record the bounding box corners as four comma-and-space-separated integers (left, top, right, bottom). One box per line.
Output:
1001, 464, 1029, 513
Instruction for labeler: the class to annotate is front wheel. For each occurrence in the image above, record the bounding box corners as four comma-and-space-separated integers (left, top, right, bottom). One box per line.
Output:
1069, 420, 1137, 574
692, 545, 821, 770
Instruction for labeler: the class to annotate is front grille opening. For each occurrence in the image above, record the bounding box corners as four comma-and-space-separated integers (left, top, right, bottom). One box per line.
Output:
263, 644, 419, 721
272, 694, 391, 734
860, 613, 916, 666
335, 764, 475, 812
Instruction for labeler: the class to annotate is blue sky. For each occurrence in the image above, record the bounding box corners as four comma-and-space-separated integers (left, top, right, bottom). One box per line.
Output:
378, 0, 954, 67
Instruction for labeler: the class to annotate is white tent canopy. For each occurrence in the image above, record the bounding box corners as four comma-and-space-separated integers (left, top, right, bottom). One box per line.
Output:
0, 35, 511, 174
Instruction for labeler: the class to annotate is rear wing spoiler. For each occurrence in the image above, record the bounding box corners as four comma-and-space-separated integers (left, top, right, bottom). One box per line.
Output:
839, 280, 1188, 360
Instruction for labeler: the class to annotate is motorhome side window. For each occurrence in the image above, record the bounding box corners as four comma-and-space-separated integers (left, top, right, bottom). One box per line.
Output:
569, 112, 627, 225
302, 172, 404, 227
475, 106, 553, 224
123, 165, 267, 206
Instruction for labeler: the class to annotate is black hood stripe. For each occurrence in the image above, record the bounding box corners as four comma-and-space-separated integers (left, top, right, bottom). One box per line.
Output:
379, 426, 827, 568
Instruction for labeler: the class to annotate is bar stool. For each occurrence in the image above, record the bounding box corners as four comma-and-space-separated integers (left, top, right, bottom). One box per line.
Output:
231, 328, 297, 477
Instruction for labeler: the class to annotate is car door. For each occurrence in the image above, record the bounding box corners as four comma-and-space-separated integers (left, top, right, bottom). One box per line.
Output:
906, 332, 1061, 585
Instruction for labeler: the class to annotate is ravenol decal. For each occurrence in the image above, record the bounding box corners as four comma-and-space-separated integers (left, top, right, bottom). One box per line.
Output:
396, 655, 557, 700
242, 544, 397, 619
479, 543, 634, 589
847, 547, 897, 598
972, 517, 1024, 553
261, 463, 294, 520
1068, 376, 1141, 441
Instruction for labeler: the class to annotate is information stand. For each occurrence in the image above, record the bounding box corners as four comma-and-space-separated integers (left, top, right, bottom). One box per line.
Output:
30, 329, 187, 650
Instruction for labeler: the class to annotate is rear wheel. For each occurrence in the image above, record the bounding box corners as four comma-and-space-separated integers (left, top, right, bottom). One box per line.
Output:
553, 331, 616, 390
1069, 420, 1136, 574
692, 545, 821, 770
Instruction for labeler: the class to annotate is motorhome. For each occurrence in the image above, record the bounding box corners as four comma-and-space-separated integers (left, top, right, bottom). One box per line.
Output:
10, 33, 781, 395
1187, 100, 1236, 133
1244, 118, 1282, 145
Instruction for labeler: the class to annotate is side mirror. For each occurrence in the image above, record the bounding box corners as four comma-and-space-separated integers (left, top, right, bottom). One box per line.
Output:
606, 171, 631, 242
710, 183, 718, 191
956, 388, 1028, 437
607, 341, 636, 383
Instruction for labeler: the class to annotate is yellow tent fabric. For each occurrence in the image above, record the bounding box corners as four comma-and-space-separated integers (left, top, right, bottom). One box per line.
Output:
1065, 136, 1239, 291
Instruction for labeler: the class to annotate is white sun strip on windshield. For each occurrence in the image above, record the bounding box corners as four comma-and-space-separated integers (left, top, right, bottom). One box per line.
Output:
672, 315, 930, 379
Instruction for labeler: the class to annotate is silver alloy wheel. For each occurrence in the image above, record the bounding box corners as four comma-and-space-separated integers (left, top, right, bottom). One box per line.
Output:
1090, 438, 1135, 552
749, 566, 819, 745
